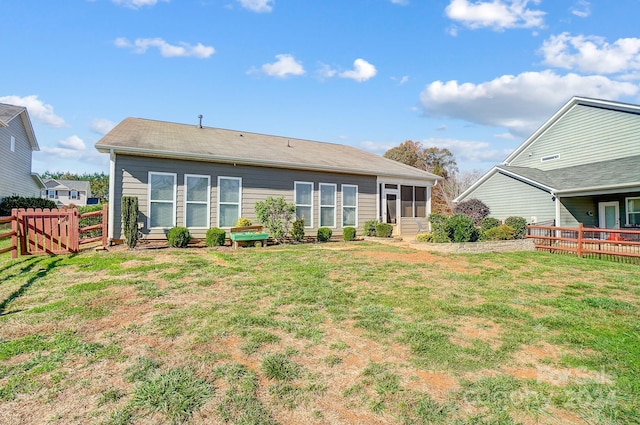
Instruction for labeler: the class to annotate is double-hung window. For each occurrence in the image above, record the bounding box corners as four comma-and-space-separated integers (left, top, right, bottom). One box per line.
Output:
295, 181, 313, 228
319, 183, 337, 227
218, 176, 241, 228
47, 190, 57, 199
70, 190, 79, 200
149, 172, 176, 228
342, 184, 358, 227
626, 197, 640, 226
185, 174, 210, 228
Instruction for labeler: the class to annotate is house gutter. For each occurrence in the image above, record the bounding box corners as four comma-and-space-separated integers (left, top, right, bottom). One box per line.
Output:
554, 181, 640, 195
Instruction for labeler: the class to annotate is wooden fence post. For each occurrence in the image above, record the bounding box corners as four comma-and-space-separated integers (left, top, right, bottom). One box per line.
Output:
102, 203, 109, 247
577, 222, 583, 258
11, 209, 18, 259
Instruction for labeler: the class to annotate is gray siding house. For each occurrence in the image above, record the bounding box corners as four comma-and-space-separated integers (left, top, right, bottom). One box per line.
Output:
95, 118, 441, 241
43, 179, 91, 206
456, 97, 640, 230
0, 103, 45, 201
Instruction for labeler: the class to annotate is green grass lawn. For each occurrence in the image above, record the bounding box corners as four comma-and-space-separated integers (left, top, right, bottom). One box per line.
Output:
0, 243, 639, 424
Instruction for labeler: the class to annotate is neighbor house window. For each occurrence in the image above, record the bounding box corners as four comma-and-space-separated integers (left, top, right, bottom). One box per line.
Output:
70, 190, 78, 200
319, 183, 336, 227
295, 181, 313, 228
626, 197, 640, 226
185, 174, 210, 228
10, 136, 15, 152
148, 172, 176, 228
342, 184, 358, 227
400, 186, 427, 218
218, 176, 241, 228
47, 190, 57, 199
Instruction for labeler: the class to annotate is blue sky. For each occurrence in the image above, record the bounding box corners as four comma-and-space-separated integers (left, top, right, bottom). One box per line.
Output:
2, 0, 640, 175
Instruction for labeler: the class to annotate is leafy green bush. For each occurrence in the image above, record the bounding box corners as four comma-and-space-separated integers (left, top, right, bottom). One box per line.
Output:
0, 195, 57, 216
343, 227, 356, 241
480, 217, 500, 232
254, 196, 296, 243
363, 219, 378, 237
428, 214, 450, 243
235, 217, 252, 227
505, 216, 528, 239
445, 214, 478, 243
484, 224, 515, 241
205, 227, 226, 247
415, 233, 433, 242
167, 226, 191, 248
122, 196, 139, 249
375, 223, 393, 238
291, 218, 305, 242
454, 198, 490, 226
317, 227, 332, 242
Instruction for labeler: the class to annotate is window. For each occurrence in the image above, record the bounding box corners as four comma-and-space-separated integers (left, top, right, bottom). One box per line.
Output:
70, 190, 79, 200
400, 185, 427, 218
319, 183, 336, 227
626, 197, 640, 226
295, 182, 313, 228
185, 174, 210, 228
415, 186, 427, 217
47, 190, 57, 199
10, 136, 15, 152
401, 186, 413, 217
148, 172, 176, 228
342, 185, 358, 227
218, 176, 241, 228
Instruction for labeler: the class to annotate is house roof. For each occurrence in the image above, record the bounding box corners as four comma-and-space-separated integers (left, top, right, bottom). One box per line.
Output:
95, 118, 441, 183
44, 179, 91, 193
0, 103, 39, 150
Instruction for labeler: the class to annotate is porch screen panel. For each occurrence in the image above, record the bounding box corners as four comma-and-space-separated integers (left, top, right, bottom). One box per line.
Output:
415, 186, 427, 217
401, 186, 413, 217
186, 175, 210, 228
149, 172, 176, 228
219, 177, 241, 228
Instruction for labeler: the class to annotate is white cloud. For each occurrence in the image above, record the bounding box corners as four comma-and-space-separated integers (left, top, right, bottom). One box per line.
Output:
420, 70, 638, 137
261, 54, 305, 78
0, 95, 66, 128
58, 135, 86, 151
237, 0, 273, 13
114, 37, 215, 58
358, 140, 399, 155
317, 63, 338, 80
340, 59, 377, 82
90, 118, 116, 135
570, 0, 590, 18
445, 0, 545, 31
424, 138, 513, 163
112, 0, 166, 9
390, 0, 408, 5
540, 33, 640, 74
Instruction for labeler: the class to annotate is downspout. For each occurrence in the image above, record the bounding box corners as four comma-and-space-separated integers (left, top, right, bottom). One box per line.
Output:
108, 149, 116, 243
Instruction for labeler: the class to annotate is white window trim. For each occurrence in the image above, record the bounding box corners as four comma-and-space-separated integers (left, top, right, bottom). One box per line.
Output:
294, 181, 314, 228
47, 189, 57, 199
10, 136, 15, 152
319, 183, 337, 228
625, 197, 640, 226
70, 190, 79, 200
148, 171, 177, 229
184, 174, 211, 229
217, 176, 242, 228
341, 184, 358, 228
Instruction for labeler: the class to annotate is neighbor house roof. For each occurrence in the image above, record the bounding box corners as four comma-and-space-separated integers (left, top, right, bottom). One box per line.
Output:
95, 118, 441, 182
44, 179, 91, 194
0, 103, 39, 150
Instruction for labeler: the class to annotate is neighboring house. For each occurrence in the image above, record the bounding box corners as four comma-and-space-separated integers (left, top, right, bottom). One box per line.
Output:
43, 179, 92, 206
456, 97, 640, 230
95, 117, 441, 241
0, 103, 45, 201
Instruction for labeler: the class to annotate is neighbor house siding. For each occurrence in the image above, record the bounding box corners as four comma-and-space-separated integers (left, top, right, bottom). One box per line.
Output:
0, 117, 41, 200
464, 172, 556, 223
114, 155, 377, 239
510, 104, 640, 170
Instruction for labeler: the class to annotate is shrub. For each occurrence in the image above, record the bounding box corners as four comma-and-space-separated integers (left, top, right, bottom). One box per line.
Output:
205, 227, 226, 247
291, 218, 305, 242
505, 216, 528, 239
167, 226, 191, 248
480, 217, 500, 232
484, 224, 515, 241
445, 214, 478, 243
375, 223, 393, 238
235, 217, 252, 227
428, 214, 450, 243
343, 227, 356, 241
454, 198, 490, 226
415, 233, 433, 242
254, 196, 296, 243
0, 195, 57, 216
363, 219, 378, 237
317, 227, 332, 242
122, 196, 139, 249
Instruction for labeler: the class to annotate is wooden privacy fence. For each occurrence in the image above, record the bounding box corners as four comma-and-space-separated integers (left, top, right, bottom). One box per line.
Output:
528, 223, 640, 263
0, 205, 108, 258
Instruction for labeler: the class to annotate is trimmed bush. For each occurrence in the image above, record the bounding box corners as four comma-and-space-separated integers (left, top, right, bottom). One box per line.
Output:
484, 224, 515, 241
235, 217, 252, 227
317, 227, 332, 242
343, 226, 356, 241
205, 227, 226, 247
445, 214, 478, 243
291, 218, 305, 242
454, 198, 490, 226
0, 195, 57, 216
363, 219, 378, 237
375, 223, 393, 238
122, 196, 139, 249
415, 233, 433, 242
480, 217, 500, 232
505, 216, 528, 239
428, 214, 450, 243
167, 226, 191, 248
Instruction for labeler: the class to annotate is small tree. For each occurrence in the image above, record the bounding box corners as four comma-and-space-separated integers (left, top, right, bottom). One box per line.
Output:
454, 198, 490, 226
254, 196, 296, 243
121, 196, 139, 249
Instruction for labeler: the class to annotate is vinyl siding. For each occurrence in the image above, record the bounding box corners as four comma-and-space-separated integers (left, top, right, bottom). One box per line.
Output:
463, 172, 556, 223
0, 118, 41, 200
113, 155, 377, 239
510, 104, 640, 170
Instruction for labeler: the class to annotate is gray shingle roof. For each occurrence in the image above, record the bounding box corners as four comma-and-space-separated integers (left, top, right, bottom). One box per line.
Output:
45, 179, 91, 193
95, 118, 441, 181
0, 103, 25, 126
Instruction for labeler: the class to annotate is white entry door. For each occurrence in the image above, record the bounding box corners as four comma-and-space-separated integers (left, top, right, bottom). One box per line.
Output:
598, 201, 620, 229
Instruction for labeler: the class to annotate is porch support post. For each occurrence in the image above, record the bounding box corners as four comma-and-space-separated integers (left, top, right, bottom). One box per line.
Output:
554, 193, 561, 238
